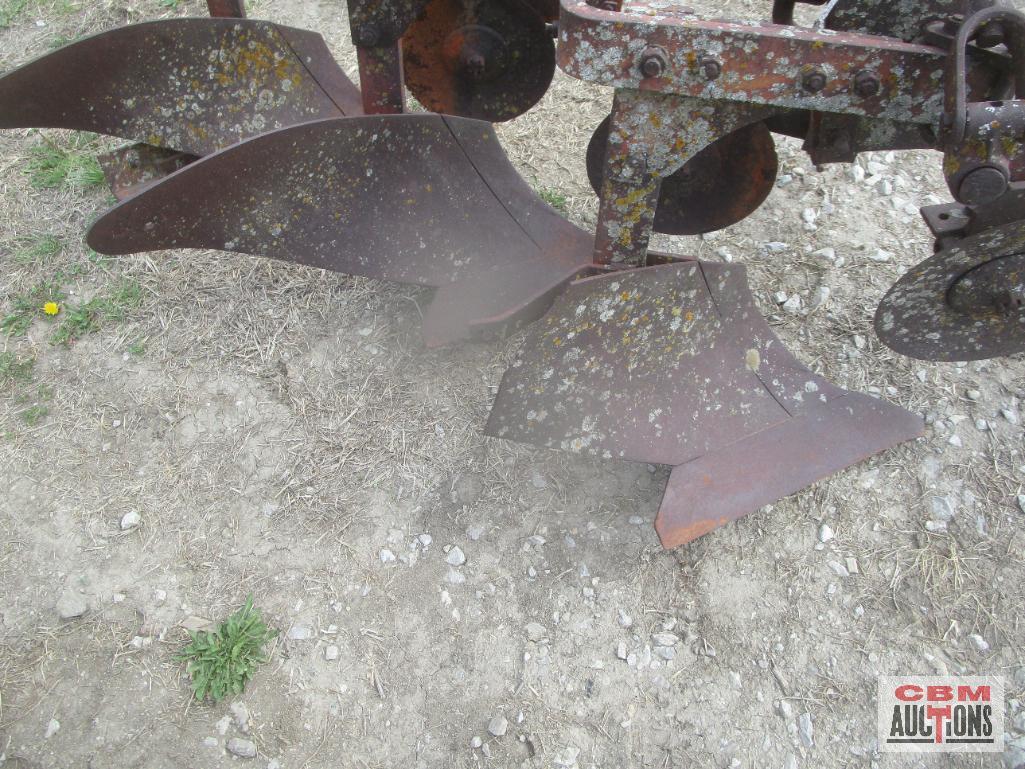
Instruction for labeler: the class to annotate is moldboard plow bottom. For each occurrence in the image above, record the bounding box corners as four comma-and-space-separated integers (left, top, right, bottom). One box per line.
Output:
485, 262, 924, 549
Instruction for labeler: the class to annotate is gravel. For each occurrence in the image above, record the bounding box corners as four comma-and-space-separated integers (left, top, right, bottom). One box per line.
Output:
525, 622, 546, 642
227, 738, 258, 758
119, 510, 142, 530
445, 546, 466, 566
56, 590, 88, 620
286, 625, 313, 641
487, 715, 508, 737
798, 712, 815, 748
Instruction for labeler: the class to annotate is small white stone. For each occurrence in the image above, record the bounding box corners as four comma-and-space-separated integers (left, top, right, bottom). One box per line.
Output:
487, 715, 508, 737
227, 738, 258, 758
966, 389, 982, 400
45, 719, 60, 739
810, 286, 831, 309
818, 523, 834, 543
1001, 409, 1019, 425
616, 641, 628, 660
446, 546, 466, 567
379, 549, 396, 563
120, 511, 142, 530
948, 434, 963, 448
153, 589, 167, 604
782, 294, 803, 314
525, 622, 546, 642
471, 736, 483, 749
868, 249, 892, 262
617, 609, 633, 628
446, 568, 466, 584
812, 247, 836, 262
324, 644, 340, 661
969, 634, 990, 652
827, 560, 849, 578
975, 419, 989, 431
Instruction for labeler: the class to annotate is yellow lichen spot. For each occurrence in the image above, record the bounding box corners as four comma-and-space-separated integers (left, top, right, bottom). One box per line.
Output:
43, 302, 59, 317
685, 311, 694, 322
745, 348, 761, 371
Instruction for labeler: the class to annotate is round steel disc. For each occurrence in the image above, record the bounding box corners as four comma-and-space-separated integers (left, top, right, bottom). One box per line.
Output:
874, 219, 1025, 361
402, 0, 555, 122
586, 117, 779, 235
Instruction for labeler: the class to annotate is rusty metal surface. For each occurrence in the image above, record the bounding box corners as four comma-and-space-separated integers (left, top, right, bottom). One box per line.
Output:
207, 0, 246, 17
0, 18, 361, 155
402, 0, 555, 121
875, 219, 1025, 361
656, 392, 924, 548
586, 115, 777, 235
557, 0, 949, 125
97, 144, 198, 201
824, 0, 981, 43
87, 114, 595, 343
590, 90, 773, 265
357, 43, 407, 114
487, 260, 922, 544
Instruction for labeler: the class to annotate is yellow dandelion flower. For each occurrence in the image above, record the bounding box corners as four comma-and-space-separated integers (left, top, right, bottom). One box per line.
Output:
43, 301, 59, 316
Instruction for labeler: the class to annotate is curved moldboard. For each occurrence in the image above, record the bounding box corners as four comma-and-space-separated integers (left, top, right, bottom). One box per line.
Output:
0, 18, 361, 155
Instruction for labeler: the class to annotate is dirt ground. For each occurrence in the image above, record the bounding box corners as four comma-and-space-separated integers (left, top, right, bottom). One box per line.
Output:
1, 1, 1025, 768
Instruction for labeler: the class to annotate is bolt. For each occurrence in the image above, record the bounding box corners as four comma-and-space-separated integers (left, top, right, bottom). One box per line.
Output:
639, 47, 668, 79
802, 68, 827, 94
353, 22, 379, 48
461, 50, 487, 80
994, 287, 1025, 314
698, 55, 721, 81
853, 70, 879, 98
958, 166, 1008, 206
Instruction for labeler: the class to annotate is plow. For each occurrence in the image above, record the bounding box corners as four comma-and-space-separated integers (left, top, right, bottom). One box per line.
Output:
1, 0, 1023, 549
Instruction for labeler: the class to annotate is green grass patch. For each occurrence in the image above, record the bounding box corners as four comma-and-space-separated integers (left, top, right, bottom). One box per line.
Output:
19, 402, 48, 425
177, 596, 277, 703
27, 136, 105, 190
0, 0, 30, 27
14, 383, 51, 425
1, 279, 65, 336
0, 351, 34, 387
539, 188, 568, 212
14, 234, 62, 263
51, 279, 142, 346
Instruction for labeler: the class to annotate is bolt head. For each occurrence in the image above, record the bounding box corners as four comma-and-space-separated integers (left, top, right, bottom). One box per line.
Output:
802, 70, 826, 94
639, 47, 667, 79
353, 22, 379, 48
699, 56, 721, 80
853, 70, 880, 98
